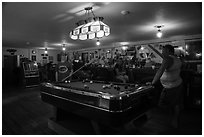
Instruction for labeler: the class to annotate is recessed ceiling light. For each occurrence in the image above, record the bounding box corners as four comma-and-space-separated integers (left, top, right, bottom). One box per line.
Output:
121, 10, 130, 15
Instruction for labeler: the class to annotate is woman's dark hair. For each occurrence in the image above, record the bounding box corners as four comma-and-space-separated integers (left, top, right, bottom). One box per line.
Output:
164, 44, 174, 54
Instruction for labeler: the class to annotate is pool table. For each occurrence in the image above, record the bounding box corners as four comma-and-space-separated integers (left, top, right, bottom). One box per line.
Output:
41, 80, 155, 127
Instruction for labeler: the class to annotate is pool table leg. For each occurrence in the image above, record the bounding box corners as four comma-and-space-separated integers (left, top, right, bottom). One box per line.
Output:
52, 107, 67, 121
90, 120, 102, 134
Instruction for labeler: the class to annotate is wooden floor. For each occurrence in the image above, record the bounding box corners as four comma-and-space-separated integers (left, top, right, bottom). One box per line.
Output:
2, 86, 202, 135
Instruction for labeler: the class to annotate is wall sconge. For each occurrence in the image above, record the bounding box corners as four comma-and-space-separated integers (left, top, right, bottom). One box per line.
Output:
155, 25, 164, 38
32, 50, 36, 54
44, 48, 48, 54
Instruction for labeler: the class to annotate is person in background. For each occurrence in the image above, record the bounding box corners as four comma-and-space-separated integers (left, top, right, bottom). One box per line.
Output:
145, 58, 155, 68
72, 57, 91, 80
98, 56, 105, 66
151, 44, 183, 128
47, 61, 56, 82
114, 58, 129, 83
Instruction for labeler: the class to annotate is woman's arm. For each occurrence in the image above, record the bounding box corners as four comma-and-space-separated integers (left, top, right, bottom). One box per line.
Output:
152, 58, 169, 85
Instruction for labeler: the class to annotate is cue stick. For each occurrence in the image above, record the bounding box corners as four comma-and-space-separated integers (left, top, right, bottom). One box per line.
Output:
147, 44, 163, 59
61, 58, 96, 82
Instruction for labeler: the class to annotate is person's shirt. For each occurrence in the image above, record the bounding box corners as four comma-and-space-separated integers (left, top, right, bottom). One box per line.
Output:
160, 55, 182, 88
73, 60, 83, 71
114, 63, 125, 76
99, 59, 105, 65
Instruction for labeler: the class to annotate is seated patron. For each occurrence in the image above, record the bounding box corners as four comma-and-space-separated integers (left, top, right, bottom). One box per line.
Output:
98, 56, 105, 66
144, 58, 155, 68
114, 58, 129, 83
72, 59, 91, 80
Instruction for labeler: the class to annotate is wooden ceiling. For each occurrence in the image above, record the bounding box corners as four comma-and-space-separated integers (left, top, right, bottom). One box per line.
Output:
2, 2, 202, 51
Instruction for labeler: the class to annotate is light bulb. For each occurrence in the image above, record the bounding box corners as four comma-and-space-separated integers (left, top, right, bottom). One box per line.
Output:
122, 46, 128, 50
44, 48, 48, 54
155, 25, 164, 38
157, 31, 162, 38
96, 40, 100, 46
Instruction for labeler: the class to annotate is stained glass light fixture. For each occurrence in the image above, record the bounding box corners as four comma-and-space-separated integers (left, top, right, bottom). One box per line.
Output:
70, 7, 110, 40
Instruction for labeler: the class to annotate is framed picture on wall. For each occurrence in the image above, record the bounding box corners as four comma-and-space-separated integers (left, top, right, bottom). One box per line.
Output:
49, 56, 53, 62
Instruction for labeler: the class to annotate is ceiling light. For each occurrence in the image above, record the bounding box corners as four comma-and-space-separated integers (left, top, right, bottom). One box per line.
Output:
96, 39, 100, 46
62, 43, 66, 51
44, 48, 48, 54
120, 42, 130, 45
157, 30, 162, 38
121, 10, 130, 15
70, 7, 110, 40
155, 25, 164, 38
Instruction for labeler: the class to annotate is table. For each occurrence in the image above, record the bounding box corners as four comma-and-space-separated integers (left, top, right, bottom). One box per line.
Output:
127, 67, 158, 83
41, 80, 155, 134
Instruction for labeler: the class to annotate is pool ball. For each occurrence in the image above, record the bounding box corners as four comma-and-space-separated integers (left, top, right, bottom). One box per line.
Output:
135, 84, 139, 87
106, 85, 111, 88
90, 81, 93, 84
82, 80, 85, 83
68, 80, 71, 83
102, 85, 107, 89
124, 85, 128, 89
65, 80, 68, 83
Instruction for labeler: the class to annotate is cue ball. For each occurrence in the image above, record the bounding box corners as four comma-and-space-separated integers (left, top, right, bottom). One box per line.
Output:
90, 81, 93, 84
65, 80, 68, 83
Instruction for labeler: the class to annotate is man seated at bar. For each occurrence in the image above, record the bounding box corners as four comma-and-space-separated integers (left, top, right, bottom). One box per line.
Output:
114, 57, 129, 83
